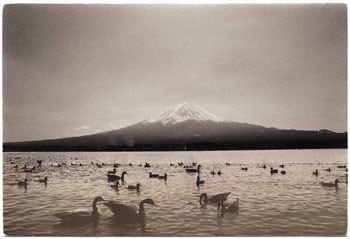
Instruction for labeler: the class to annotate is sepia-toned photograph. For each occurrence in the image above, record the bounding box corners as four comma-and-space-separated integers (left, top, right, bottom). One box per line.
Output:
2, 3, 347, 236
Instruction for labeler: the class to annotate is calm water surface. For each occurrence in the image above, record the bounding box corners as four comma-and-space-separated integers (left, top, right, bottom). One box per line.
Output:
3, 149, 348, 236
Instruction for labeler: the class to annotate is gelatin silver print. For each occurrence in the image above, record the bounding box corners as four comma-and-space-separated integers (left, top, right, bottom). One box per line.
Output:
3, 4, 347, 236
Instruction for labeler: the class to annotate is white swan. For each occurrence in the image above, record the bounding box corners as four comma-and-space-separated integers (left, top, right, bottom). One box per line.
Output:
54, 196, 104, 225
104, 198, 156, 223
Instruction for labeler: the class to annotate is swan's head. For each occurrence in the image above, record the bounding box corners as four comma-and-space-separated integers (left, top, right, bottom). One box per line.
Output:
142, 198, 156, 206
122, 171, 128, 175
94, 196, 104, 203
136, 183, 141, 188
335, 179, 340, 184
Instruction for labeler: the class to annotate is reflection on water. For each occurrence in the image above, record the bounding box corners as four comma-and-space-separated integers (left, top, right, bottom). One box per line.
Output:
3, 149, 348, 236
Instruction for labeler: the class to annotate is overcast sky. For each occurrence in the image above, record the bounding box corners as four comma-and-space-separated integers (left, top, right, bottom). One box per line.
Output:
3, 4, 347, 142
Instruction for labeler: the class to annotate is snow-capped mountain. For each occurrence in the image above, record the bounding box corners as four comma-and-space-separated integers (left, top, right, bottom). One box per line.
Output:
144, 102, 221, 125
4, 103, 347, 151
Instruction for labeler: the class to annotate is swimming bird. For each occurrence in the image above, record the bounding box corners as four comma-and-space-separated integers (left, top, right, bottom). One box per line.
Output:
240, 167, 248, 171
324, 167, 331, 172
24, 166, 35, 173
111, 180, 120, 191
312, 169, 319, 176
17, 178, 28, 187
108, 168, 116, 175
104, 198, 156, 224
263, 165, 267, 169
225, 163, 231, 166
280, 170, 286, 175
321, 179, 339, 188
219, 198, 239, 213
144, 163, 151, 168
129, 163, 133, 166
127, 183, 141, 192
270, 167, 278, 174
149, 172, 159, 178
158, 173, 167, 180
199, 192, 231, 208
38, 177, 48, 184
108, 171, 127, 183
279, 164, 284, 168
217, 170, 222, 175
186, 164, 201, 173
54, 196, 104, 225
196, 176, 205, 186
337, 165, 347, 168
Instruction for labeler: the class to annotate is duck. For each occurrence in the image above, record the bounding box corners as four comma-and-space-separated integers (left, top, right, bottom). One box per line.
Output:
219, 198, 239, 213
279, 164, 284, 168
54, 196, 104, 225
158, 173, 167, 180
113, 163, 121, 168
312, 169, 319, 176
225, 163, 231, 166
144, 163, 151, 168
210, 171, 216, 175
217, 170, 222, 175
111, 180, 120, 191
324, 167, 331, 172
321, 179, 339, 188
240, 167, 248, 171
196, 176, 205, 186
108, 171, 127, 183
37, 160, 43, 166
149, 172, 159, 178
108, 168, 116, 175
38, 177, 48, 184
280, 170, 286, 175
170, 163, 175, 166
199, 192, 231, 208
17, 178, 28, 187
186, 164, 201, 173
129, 163, 133, 166
337, 165, 347, 168
263, 165, 267, 169
270, 167, 278, 174
104, 198, 156, 224
24, 166, 35, 173
127, 183, 141, 192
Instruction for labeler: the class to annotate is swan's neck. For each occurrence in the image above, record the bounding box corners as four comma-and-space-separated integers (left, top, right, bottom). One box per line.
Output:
92, 200, 98, 215
138, 201, 146, 217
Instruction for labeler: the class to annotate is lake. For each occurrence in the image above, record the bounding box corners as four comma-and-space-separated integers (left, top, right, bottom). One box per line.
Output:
3, 149, 348, 236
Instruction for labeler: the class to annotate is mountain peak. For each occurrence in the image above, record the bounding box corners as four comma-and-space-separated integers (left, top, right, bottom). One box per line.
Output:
144, 102, 220, 125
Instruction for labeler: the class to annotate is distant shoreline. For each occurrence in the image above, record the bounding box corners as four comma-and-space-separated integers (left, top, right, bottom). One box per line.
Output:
3, 144, 347, 153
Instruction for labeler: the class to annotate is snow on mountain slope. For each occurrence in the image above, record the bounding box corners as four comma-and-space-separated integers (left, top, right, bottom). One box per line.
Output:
143, 102, 221, 125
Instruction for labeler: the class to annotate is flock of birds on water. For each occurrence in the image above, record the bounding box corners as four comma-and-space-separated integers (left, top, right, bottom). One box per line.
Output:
6, 155, 348, 228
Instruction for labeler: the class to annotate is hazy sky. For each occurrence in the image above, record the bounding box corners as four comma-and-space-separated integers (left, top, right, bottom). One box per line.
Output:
3, 4, 347, 142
